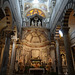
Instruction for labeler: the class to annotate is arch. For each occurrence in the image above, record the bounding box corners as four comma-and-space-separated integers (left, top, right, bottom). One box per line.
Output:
3, 1, 13, 29
61, 2, 75, 47
63, 9, 73, 26
61, 2, 75, 26
26, 8, 46, 18
0, 8, 5, 20
0, 7, 13, 31
24, 7, 47, 17
54, 25, 61, 39
3, 1, 13, 19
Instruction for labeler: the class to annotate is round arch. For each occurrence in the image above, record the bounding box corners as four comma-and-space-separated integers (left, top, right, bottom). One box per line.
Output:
26, 8, 46, 18
63, 9, 73, 26
61, 2, 75, 47
3, 1, 13, 29
61, 2, 75, 26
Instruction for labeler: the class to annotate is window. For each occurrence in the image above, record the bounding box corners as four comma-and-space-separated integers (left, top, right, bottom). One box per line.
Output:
26, 9, 45, 17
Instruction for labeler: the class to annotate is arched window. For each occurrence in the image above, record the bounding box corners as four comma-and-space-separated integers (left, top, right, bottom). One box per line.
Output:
26, 9, 45, 17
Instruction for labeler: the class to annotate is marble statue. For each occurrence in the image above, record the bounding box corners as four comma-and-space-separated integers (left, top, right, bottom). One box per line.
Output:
35, 21, 37, 26
31, 21, 34, 26
38, 20, 41, 27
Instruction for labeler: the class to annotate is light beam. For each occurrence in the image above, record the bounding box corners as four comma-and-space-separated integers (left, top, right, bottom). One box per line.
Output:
59, 30, 63, 37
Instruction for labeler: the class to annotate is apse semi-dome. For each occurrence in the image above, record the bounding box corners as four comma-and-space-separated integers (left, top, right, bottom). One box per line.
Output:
25, 30, 47, 43
22, 28, 50, 48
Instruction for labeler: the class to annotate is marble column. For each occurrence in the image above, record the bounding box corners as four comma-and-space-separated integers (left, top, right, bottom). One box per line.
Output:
0, 33, 11, 75
9, 40, 16, 75
56, 39, 63, 75
62, 26, 75, 75
51, 49, 56, 72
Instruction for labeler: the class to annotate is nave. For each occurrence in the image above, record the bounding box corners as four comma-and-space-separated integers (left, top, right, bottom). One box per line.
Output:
0, 0, 75, 75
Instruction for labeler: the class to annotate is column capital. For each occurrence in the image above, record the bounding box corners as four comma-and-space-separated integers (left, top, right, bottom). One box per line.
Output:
11, 35, 18, 42
4, 30, 14, 38
61, 26, 70, 35
12, 39, 17, 42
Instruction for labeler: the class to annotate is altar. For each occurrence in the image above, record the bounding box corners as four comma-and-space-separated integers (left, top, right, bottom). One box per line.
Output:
29, 58, 45, 74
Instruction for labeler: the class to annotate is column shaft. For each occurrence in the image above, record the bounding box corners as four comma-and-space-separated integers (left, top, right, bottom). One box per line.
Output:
0, 36, 11, 75
63, 33, 75, 75
62, 26, 75, 75
9, 40, 16, 75
56, 39, 63, 75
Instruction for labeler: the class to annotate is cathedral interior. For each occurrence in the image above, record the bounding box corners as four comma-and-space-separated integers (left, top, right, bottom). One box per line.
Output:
0, 0, 75, 75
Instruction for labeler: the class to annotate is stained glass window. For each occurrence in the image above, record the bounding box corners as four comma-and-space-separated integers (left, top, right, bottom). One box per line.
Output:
26, 9, 45, 17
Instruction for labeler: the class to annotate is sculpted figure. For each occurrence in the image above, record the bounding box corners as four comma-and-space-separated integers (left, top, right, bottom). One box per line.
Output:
35, 21, 37, 26
38, 20, 41, 27
31, 21, 34, 26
